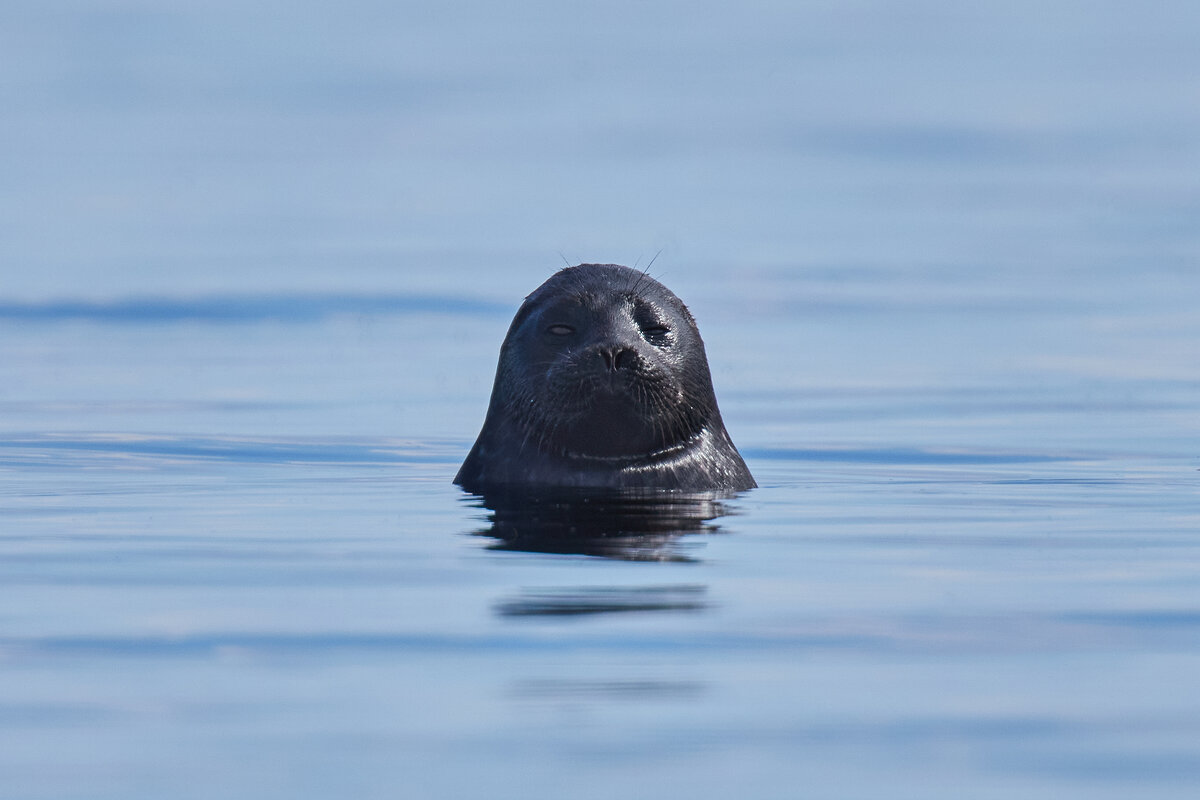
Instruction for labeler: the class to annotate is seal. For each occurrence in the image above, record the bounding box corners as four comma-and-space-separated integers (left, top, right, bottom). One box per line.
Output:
455, 263, 755, 493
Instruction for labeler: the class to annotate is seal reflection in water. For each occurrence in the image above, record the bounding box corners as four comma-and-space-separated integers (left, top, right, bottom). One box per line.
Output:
455, 263, 755, 493
472, 488, 731, 562
457, 263, 753, 560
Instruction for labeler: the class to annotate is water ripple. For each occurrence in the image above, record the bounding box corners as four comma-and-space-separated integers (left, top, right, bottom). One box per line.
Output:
747, 446, 1074, 465
0, 434, 461, 467
0, 293, 508, 323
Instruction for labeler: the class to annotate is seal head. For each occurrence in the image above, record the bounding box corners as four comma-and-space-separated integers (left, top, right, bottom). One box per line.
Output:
455, 264, 755, 493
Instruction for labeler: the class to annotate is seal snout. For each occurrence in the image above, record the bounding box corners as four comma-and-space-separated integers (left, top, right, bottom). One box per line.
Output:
597, 345, 637, 372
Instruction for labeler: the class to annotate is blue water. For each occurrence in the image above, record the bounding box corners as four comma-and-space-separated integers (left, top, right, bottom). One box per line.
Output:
4, 2, 1200, 798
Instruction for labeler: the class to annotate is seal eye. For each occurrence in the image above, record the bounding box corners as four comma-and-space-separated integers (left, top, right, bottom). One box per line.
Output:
640, 325, 671, 346
546, 324, 575, 336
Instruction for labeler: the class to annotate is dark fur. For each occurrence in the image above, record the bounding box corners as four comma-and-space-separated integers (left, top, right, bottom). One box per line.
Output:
455, 264, 755, 493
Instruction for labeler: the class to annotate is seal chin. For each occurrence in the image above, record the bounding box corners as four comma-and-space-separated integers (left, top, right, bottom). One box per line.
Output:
558, 432, 699, 464
555, 410, 667, 460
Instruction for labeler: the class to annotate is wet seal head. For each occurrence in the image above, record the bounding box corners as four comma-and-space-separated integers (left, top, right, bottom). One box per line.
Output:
455, 264, 755, 493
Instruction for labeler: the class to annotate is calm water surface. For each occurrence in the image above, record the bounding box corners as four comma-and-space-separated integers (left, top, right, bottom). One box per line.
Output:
3, 2, 1200, 798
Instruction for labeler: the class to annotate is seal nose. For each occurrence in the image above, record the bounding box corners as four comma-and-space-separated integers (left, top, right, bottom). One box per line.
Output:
598, 346, 635, 371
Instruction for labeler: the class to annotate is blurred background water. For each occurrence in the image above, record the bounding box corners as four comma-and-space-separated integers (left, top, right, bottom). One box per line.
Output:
2, 1, 1199, 798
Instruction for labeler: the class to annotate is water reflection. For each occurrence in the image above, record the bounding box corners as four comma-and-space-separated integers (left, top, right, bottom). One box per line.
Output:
463, 489, 739, 562
509, 678, 706, 701
496, 584, 708, 617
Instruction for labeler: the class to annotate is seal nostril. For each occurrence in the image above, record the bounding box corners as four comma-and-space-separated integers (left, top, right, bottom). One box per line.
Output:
597, 347, 635, 371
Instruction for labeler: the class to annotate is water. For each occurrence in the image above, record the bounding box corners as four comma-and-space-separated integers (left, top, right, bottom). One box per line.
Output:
3, 1, 1200, 798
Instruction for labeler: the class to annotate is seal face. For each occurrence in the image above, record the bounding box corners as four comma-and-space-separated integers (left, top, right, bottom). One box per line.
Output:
455, 264, 755, 493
